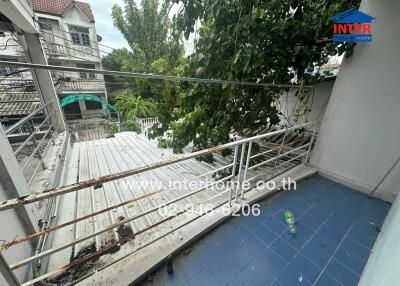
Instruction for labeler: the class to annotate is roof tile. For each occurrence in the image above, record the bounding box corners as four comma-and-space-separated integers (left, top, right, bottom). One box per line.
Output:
29, 0, 95, 22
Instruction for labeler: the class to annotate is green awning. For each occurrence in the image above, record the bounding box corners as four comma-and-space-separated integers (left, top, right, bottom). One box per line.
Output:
60, 94, 117, 112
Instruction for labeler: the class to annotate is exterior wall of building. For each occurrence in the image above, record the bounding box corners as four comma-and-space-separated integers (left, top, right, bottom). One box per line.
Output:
0, 3, 108, 120
310, 0, 400, 202
278, 80, 334, 127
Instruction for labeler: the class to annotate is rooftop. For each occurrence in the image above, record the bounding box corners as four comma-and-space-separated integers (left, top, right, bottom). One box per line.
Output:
29, 0, 95, 22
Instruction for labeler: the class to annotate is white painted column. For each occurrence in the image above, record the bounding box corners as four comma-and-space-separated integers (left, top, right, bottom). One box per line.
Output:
21, 33, 66, 133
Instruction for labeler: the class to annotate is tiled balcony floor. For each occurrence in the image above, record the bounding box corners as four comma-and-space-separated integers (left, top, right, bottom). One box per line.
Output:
141, 175, 391, 286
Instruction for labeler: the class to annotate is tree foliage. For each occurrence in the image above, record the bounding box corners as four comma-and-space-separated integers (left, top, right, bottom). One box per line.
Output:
115, 91, 157, 119
111, 0, 172, 63
149, 0, 360, 153
104, 0, 185, 117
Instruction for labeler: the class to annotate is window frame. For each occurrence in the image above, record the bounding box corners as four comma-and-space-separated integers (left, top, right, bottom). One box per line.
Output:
76, 63, 96, 79
68, 25, 91, 47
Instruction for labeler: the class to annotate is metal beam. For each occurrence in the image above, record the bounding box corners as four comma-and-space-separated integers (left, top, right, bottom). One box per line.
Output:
0, 0, 37, 33
0, 253, 20, 286
0, 124, 37, 235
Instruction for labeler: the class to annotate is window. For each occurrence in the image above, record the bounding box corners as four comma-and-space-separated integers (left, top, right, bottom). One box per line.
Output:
76, 63, 96, 79
85, 100, 102, 110
69, 25, 91, 47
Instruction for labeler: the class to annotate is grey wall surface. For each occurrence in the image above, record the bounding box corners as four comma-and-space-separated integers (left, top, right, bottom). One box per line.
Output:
278, 80, 334, 127
311, 0, 400, 202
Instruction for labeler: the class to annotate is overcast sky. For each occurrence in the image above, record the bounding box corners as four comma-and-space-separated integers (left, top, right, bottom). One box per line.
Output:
84, 0, 195, 55
84, 0, 130, 50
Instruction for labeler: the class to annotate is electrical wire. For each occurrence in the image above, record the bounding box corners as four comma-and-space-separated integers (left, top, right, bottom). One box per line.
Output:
0, 60, 314, 88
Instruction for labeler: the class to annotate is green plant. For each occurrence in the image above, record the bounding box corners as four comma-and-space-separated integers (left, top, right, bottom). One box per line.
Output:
115, 91, 157, 119
149, 0, 360, 154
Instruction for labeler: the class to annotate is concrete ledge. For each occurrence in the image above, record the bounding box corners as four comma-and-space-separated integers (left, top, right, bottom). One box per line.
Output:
76, 165, 317, 286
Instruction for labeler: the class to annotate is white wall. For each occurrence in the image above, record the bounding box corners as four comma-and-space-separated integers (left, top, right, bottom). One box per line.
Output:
311, 0, 400, 202
359, 188, 400, 285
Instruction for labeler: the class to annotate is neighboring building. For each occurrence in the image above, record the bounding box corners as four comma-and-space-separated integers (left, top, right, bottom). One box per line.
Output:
0, 0, 108, 121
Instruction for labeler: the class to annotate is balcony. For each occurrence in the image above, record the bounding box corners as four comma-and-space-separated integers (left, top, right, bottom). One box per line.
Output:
56, 79, 106, 94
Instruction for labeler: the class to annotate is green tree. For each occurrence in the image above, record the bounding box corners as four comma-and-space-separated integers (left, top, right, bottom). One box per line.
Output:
115, 91, 157, 119
149, 0, 360, 153
111, 0, 173, 63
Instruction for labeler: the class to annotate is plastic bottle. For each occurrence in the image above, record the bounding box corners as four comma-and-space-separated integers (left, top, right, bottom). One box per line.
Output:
284, 210, 297, 234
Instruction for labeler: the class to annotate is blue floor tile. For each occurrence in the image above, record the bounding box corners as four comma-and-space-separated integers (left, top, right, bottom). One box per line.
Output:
141, 176, 391, 286
281, 230, 308, 251
290, 253, 322, 283
263, 217, 288, 235
334, 248, 366, 276
190, 268, 221, 286
236, 260, 276, 286
249, 247, 287, 278
341, 237, 371, 262
326, 259, 360, 286
314, 272, 342, 286
270, 238, 297, 262
277, 266, 312, 286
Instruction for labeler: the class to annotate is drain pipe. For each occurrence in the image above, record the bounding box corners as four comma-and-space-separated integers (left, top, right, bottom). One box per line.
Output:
369, 156, 400, 198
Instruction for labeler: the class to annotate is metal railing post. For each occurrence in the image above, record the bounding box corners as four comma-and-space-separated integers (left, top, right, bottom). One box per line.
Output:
241, 141, 253, 199
229, 145, 239, 206
0, 253, 20, 286
304, 122, 318, 164
26, 120, 46, 170
270, 129, 288, 179
235, 143, 246, 202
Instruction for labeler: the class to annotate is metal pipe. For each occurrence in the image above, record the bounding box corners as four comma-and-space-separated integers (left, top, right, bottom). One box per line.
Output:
21, 125, 53, 172
0, 121, 318, 211
270, 130, 288, 179
0, 253, 20, 286
5, 102, 52, 135
235, 143, 246, 202
8, 175, 233, 270
249, 142, 311, 171
0, 61, 314, 88
241, 141, 253, 199
229, 145, 239, 206
304, 123, 318, 163
14, 110, 55, 155
24, 191, 234, 286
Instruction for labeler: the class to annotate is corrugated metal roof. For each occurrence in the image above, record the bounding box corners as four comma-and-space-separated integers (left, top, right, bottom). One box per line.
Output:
0, 92, 41, 116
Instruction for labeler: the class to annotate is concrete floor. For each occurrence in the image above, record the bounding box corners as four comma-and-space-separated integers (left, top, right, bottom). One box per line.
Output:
141, 175, 391, 286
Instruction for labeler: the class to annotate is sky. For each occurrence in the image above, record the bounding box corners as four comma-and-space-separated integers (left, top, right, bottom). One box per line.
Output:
84, 0, 195, 56
84, 0, 130, 50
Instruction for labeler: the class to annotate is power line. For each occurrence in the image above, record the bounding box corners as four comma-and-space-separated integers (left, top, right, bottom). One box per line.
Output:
0, 61, 314, 88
